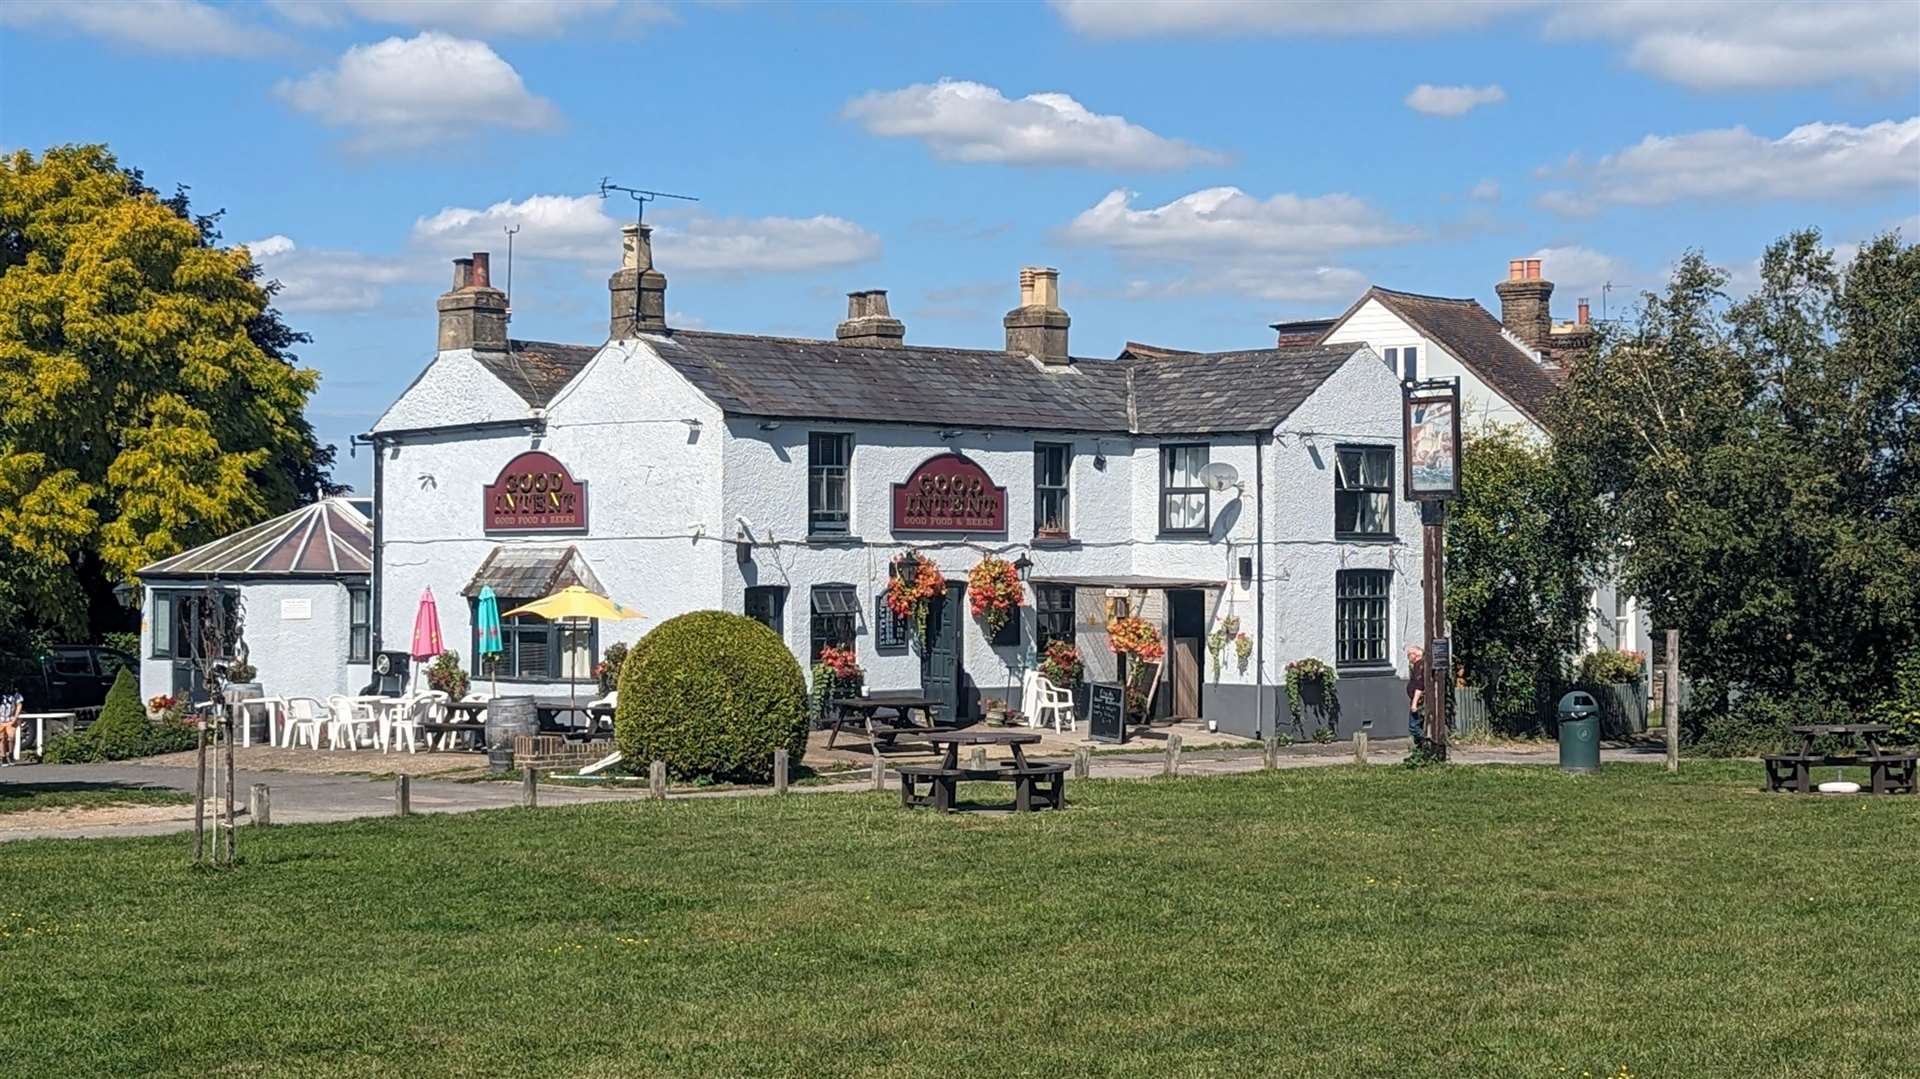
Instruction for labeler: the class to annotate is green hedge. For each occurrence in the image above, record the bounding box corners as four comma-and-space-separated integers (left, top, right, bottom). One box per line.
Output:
41, 668, 199, 763
614, 611, 807, 783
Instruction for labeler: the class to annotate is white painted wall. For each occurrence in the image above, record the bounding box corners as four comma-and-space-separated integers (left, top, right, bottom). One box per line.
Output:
373, 349, 543, 432
1324, 298, 1546, 438
140, 580, 369, 705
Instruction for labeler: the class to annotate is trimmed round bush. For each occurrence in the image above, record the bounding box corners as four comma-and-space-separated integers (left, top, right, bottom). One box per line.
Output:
615, 610, 807, 783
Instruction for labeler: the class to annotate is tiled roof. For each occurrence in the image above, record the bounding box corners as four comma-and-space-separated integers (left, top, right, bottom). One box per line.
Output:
475, 339, 597, 408
462, 545, 606, 599
1329, 287, 1562, 428
139, 499, 371, 579
1129, 345, 1357, 434
1116, 341, 1195, 360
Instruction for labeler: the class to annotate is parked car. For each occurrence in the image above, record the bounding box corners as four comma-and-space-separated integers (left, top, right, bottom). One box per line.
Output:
18, 645, 137, 713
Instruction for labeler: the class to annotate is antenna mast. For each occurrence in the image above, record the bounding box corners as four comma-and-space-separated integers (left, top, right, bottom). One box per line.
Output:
503, 224, 519, 320
598, 177, 699, 226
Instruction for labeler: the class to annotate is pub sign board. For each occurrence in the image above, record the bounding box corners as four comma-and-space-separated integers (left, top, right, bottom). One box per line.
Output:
1087, 681, 1128, 744
1402, 378, 1462, 501
484, 451, 588, 532
891, 453, 1007, 534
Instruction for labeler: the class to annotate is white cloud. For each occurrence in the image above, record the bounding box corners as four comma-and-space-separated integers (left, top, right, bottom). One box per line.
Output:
1528, 245, 1635, 301
1051, 0, 1530, 37
411, 194, 622, 261
1063, 186, 1414, 302
1895, 214, 1920, 239
246, 235, 423, 313
1404, 83, 1506, 117
1541, 1, 1919, 93
662, 215, 882, 274
276, 32, 560, 153
0, 0, 288, 56
1469, 178, 1502, 202
266, 0, 649, 36
1054, 0, 1915, 92
1540, 117, 1920, 212
843, 79, 1224, 170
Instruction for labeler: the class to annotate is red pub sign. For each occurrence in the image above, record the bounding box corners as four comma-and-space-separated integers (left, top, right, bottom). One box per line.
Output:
483, 451, 588, 532
892, 453, 1006, 533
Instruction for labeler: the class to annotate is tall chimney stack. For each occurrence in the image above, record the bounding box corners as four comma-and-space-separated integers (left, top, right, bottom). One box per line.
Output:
1494, 256, 1553, 350
1004, 266, 1070, 364
437, 251, 508, 353
608, 223, 668, 338
836, 289, 906, 348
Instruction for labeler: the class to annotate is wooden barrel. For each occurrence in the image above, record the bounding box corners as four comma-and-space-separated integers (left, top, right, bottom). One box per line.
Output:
485, 696, 536, 771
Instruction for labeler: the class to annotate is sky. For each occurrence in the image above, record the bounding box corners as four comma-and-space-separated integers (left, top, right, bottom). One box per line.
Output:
3, 0, 1917, 493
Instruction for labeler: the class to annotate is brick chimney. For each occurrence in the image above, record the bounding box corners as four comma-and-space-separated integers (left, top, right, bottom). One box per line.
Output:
608, 223, 668, 338
836, 289, 905, 348
437, 251, 508, 352
1494, 257, 1552, 350
1003, 266, 1070, 364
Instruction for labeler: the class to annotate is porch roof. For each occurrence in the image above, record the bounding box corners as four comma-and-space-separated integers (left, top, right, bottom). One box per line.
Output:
1031, 575, 1225, 589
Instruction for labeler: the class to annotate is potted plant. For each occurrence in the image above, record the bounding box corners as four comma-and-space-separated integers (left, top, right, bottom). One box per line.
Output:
1207, 614, 1241, 681
1285, 657, 1339, 737
966, 555, 1024, 638
595, 641, 630, 695
808, 644, 864, 724
426, 650, 470, 701
885, 550, 946, 640
1108, 616, 1165, 723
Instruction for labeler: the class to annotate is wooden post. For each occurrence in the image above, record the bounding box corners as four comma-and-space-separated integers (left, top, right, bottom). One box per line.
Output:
192, 719, 207, 866
1664, 629, 1680, 773
1072, 746, 1091, 779
249, 783, 271, 826
649, 759, 667, 800
969, 746, 988, 770
1353, 730, 1370, 765
394, 775, 411, 816
522, 766, 538, 808
871, 754, 885, 791
223, 711, 237, 865
1263, 736, 1279, 770
1422, 500, 1449, 759
773, 749, 790, 794
1164, 733, 1182, 777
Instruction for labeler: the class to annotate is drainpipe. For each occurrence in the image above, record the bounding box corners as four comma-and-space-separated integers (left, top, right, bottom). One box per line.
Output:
1254, 432, 1266, 738
364, 433, 384, 659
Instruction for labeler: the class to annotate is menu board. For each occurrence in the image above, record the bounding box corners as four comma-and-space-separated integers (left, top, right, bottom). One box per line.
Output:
1088, 681, 1127, 744
874, 595, 910, 651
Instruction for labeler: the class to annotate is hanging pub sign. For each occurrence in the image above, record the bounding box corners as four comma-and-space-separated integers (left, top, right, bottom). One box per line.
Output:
1402, 378, 1463, 501
483, 451, 588, 532
891, 453, 1007, 534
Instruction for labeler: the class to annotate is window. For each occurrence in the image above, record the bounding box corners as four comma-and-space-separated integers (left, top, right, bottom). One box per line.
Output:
1034, 442, 1071, 537
1036, 585, 1076, 652
151, 590, 239, 661
1401, 345, 1419, 381
50, 650, 93, 677
1335, 570, 1392, 668
809, 585, 859, 661
1160, 444, 1210, 533
1613, 592, 1632, 650
150, 591, 176, 658
808, 432, 851, 536
348, 586, 371, 663
746, 586, 786, 635
480, 600, 597, 682
1334, 445, 1394, 539
96, 650, 132, 679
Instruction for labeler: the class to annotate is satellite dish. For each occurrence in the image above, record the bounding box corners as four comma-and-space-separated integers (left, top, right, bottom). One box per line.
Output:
1199, 461, 1241, 493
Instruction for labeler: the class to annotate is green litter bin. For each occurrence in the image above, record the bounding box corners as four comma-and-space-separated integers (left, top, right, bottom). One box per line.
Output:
1557, 691, 1601, 774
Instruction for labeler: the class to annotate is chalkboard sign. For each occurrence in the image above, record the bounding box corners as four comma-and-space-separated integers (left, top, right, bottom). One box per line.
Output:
875, 595, 910, 651
1088, 681, 1127, 744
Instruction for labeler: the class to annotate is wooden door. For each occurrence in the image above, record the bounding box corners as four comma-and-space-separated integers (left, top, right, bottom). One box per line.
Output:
920, 582, 965, 724
1169, 590, 1206, 721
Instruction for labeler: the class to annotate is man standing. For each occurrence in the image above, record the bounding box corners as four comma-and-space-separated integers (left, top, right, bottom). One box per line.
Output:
1406, 645, 1426, 746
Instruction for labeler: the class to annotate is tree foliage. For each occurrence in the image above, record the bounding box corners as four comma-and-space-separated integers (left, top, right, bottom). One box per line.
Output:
1447, 425, 1607, 733
0, 144, 335, 663
1555, 229, 1920, 751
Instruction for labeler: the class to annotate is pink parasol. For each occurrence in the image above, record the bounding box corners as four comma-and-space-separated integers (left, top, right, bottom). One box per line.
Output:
410, 588, 443, 691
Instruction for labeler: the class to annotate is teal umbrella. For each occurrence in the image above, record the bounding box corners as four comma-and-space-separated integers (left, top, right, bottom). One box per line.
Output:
475, 586, 503, 695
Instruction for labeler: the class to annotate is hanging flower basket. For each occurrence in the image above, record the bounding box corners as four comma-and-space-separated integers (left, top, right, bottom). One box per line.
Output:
1038, 639, 1083, 687
808, 645, 865, 722
1109, 616, 1166, 721
966, 555, 1024, 636
885, 550, 946, 638
1285, 657, 1339, 718
1207, 614, 1242, 681
1233, 632, 1253, 674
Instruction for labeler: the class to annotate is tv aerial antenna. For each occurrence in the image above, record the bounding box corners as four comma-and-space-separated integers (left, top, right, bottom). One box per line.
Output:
598, 177, 698, 226
502, 224, 519, 317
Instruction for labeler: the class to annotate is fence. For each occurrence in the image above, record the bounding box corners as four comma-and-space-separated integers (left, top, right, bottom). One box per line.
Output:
1450, 683, 1649, 739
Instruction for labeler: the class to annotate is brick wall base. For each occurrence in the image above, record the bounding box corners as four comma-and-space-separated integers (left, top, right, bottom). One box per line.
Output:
512, 735, 618, 771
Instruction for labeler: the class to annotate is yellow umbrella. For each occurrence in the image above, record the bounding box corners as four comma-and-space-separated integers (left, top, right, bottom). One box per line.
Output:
501, 586, 643, 727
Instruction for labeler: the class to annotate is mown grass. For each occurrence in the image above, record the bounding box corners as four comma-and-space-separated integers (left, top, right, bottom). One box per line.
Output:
0, 762, 1915, 1077
0, 782, 191, 815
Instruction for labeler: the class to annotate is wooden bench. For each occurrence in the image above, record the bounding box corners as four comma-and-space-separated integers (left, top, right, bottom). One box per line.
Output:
1862, 753, 1918, 795
1763, 753, 1819, 793
897, 761, 1068, 813
420, 720, 487, 751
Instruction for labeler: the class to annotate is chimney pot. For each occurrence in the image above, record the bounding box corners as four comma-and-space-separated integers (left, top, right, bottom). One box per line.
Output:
1508, 258, 1524, 281
1577, 298, 1590, 326
1525, 258, 1542, 280
470, 252, 491, 289
836, 289, 905, 348
452, 256, 473, 290
438, 251, 506, 352
1004, 265, 1070, 364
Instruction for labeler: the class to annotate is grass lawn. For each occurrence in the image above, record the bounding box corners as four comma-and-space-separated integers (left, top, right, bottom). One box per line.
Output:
1, 762, 1916, 1076
0, 781, 191, 815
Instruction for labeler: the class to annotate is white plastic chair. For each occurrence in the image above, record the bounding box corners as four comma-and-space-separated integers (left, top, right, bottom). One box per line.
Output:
1028, 672, 1077, 733
326, 695, 378, 750
283, 697, 328, 749
381, 695, 425, 753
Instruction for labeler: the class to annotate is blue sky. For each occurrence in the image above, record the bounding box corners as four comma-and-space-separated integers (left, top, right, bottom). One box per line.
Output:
3, 0, 1917, 492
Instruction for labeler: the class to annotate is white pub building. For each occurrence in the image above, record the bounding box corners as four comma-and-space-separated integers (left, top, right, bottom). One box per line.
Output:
364, 226, 1426, 739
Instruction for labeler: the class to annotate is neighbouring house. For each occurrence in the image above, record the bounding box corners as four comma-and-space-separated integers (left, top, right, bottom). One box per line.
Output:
1315, 257, 1645, 658
136, 497, 374, 706
363, 230, 1429, 738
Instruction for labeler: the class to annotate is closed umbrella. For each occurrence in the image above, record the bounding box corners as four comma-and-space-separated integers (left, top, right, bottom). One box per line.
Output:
501, 586, 643, 727
410, 588, 444, 693
475, 586, 503, 695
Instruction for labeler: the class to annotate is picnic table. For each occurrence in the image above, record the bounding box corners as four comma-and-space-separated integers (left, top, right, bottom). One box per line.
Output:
826, 693, 945, 750
892, 730, 1066, 813
1766, 723, 1917, 794
536, 699, 603, 740
424, 699, 490, 751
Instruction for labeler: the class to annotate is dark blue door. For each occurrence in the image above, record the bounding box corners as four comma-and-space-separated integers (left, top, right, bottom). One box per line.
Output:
921, 582, 965, 724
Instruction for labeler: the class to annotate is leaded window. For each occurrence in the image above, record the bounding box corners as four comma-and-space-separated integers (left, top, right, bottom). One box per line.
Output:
1034, 442, 1071, 536
1335, 570, 1391, 668
810, 585, 859, 660
808, 432, 851, 536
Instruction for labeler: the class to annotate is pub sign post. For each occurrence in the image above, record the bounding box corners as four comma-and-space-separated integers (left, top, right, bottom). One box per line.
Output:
1403, 377, 1461, 758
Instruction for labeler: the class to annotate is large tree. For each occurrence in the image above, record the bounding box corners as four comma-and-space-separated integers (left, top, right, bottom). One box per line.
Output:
1555, 229, 1920, 750
0, 144, 336, 662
